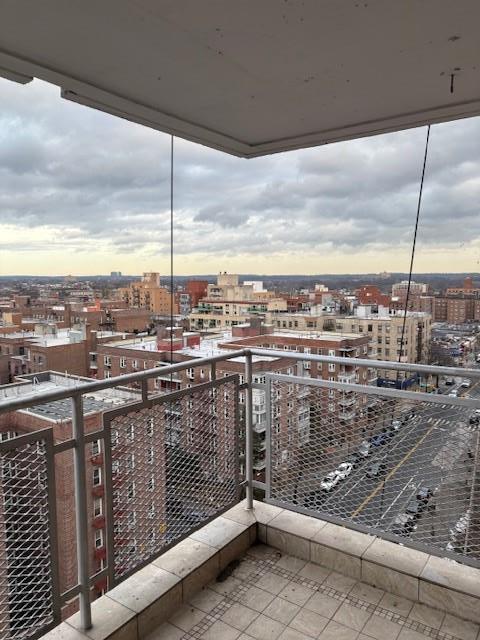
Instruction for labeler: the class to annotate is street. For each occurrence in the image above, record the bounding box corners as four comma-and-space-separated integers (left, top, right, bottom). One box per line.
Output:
294, 379, 480, 554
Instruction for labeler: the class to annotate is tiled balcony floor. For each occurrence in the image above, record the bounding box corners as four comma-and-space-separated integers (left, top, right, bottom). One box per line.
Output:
149, 545, 479, 640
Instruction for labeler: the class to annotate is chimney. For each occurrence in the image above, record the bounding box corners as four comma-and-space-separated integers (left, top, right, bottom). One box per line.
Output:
64, 302, 72, 327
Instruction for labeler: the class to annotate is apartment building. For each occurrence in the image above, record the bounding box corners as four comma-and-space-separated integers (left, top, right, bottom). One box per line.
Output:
0, 324, 125, 381
265, 311, 334, 332
186, 280, 208, 308
446, 276, 480, 295
189, 273, 287, 330
117, 272, 178, 315
0, 373, 139, 628
332, 305, 432, 368
392, 280, 429, 299
95, 329, 200, 393
219, 326, 371, 475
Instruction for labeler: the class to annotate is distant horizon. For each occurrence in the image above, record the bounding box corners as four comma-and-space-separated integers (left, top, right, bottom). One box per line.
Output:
0, 271, 479, 280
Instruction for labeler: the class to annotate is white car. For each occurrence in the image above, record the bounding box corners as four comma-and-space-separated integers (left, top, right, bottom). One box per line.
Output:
334, 462, 353, 480
448, 390, 458, 397
391, 419, 402, 431
358, 440, 371, 457
320, 472, 340, 492
461, 380, 471, 388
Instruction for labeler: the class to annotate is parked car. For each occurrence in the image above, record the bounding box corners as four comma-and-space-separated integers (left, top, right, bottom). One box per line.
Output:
358, 440, 371, 457
370, 433, 388, 447
320, 472, 340, 492
392, 513, 416, 537
335, 462, 353, 480
406, 500, 424, 519
416, 487, 433, 504
445, 377, 454, 386
461, 380, 471, 388
390, 419, 402, 431
366, 461, 387, 478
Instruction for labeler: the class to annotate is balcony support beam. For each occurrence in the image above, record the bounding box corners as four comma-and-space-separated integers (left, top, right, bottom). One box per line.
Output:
245, 351, 254, 510
71, 394, 93, 630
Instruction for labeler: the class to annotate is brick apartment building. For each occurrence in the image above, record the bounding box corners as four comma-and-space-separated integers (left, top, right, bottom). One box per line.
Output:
0, 361, 238, 635
97, 320, 371, 476
0, 324, 126, 382
186, 280, 208, 308
117, 272, 178, 315
0, 373, 139, 630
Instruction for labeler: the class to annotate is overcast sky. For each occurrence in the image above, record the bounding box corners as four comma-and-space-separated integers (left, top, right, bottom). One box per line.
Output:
0, 77, 479, 276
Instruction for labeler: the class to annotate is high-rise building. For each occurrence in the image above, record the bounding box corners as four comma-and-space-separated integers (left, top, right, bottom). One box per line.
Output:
188, 273, 286, 330
117, 273, 179, 316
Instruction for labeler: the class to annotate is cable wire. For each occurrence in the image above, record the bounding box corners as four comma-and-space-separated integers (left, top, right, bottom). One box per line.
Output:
398, 125, 431, 371
170, 135, 174, 386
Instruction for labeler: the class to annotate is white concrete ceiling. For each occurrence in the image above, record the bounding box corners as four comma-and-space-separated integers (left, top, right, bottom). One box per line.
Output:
1, 1, 479, 157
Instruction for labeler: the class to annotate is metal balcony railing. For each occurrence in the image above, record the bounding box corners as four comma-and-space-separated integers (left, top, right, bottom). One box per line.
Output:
0, 348, 480, 640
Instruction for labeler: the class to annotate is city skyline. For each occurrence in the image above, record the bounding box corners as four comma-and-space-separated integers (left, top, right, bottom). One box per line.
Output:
1, 79, 480, 276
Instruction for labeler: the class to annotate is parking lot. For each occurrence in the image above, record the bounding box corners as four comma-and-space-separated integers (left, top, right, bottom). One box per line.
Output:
298, 394, 479, 551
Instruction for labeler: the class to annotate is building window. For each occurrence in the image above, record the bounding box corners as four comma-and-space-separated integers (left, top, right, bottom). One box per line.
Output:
104, 355, 111, 367
105, 371, 111, 379
127, 424, 134, 441
148, 476, 155, 491
120, 357, 126, 368
93, 468, 102, 486
94, 497, 102, 517
127, 482, 135, 499
127, 453, 135, 470
94, 529, 104, 548
92, 440, 101, 456
328, 363, 335, 372
147, 446, 154, 464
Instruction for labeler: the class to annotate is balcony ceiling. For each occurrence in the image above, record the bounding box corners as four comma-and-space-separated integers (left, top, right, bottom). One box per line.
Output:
1, 1, 480, 157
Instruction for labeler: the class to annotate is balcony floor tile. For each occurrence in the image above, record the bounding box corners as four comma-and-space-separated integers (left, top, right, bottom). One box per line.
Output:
154, 546, 451, 640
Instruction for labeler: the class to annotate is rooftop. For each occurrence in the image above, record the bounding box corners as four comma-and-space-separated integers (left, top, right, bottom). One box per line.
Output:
270, 330, 364, 341
0, 371, 137, 421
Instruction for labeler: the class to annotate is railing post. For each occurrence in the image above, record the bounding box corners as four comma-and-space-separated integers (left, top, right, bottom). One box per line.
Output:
71, 394, 92, 630
245, 351, 254, 510
141, 379, 148, 403
210, 362, 217, 381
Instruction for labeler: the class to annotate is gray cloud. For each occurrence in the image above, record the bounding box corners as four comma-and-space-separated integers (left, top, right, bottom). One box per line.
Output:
0, 77, 479, 267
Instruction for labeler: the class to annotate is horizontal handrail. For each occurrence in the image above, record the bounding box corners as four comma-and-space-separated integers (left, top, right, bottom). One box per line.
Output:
1, 345, 476, 415
0, 350, 248, 415
249, 347, 480, 378
269, 372, 480, 409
